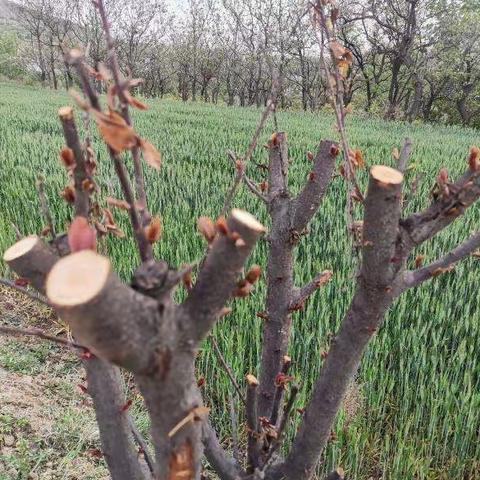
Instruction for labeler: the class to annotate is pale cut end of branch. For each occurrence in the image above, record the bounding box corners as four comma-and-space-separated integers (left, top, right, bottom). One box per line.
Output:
3, 235, 40, 262
370, 165, 403, 187
4, 236, 57, 294
246, 374, 259, 386
231, 209, 266, 234
46, 251, 111, 307
58, 106, 74, 120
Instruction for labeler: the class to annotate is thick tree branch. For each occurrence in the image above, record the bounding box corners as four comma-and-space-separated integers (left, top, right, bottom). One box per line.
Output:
397, 137, 413, 173
275, 166, 404, 480
85, 358, 146, 480
0, 324, 84, 350
181, 209, 265, 344
399, 169, 480, 253
3, 237, 145, 480
291, 140, 338, 233
268, 132, 289, 198
203, 422, 245, 480
45, 250, 161, 372
258, 132, 294, 419
58, 106, 91, 217
3, 236, 57, 294
246, 374, 261, 472
400, 231, 480, 291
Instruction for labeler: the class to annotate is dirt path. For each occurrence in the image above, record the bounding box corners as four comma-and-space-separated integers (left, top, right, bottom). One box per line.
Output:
0, 286, 108, 479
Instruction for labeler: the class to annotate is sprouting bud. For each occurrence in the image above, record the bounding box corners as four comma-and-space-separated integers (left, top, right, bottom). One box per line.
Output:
144, 216, 162, 244
197, 216, 216, 243
68, 217, 97, 253
246, 265, 262, 284
234, 283, 253, 298
61, 185, 76, 204
330, 144, 340, 157
468, 146, 480, 172
437, 168, 449, 186
215, 216, 228, 235
415, 255, 425, 269
60, 147, 75, 168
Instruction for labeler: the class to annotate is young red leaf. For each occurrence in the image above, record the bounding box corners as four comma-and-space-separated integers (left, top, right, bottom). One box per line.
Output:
68, 217, 97, 253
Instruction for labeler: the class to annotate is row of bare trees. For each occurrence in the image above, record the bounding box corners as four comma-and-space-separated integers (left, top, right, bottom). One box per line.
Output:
3, 0, 480, 479
5, 0, 480, 126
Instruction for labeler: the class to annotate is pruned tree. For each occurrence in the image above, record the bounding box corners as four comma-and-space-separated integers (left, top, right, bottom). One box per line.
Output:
3, 1, 480, 480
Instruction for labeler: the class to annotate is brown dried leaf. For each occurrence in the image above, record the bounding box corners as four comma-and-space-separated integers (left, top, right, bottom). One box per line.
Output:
40, 225, 51, 237
315, 270, 333, 287
91, 109, 137, 152
329, 41, 346, 59
106, 197, 131, 211
338, 59, 349, 78
145, 216, 162, 244
124, 90, 148, 110
140, 139, 162, 170
215, 217, 228, 235
82, 179, 95, 193
392, 147, 400, 161
68, 88, 89, 111
437, 167, 449, 186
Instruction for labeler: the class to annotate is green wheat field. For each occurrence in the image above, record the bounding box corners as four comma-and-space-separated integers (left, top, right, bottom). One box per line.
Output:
0, 82, 479, 479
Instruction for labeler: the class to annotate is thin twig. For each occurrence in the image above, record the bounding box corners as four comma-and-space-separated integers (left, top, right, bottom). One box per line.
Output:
95, 0, 150, 226
0, 279, 50, 306
128, 415, 155, 477
210, 334, 246, 406
0, 324, 84, 350
270, 356, 292, 426
11, 223, 22, 241
263, 384, 299, 469
228, 392, 241, 465
67, 50, 153, 261
311, 2, 363, 232
221, 84, 277, 215
36, 176, 56, 240
226, 151, 268, 203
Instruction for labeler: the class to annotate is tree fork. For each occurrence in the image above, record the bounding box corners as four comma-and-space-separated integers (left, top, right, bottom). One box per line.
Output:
274, 165, 404, 480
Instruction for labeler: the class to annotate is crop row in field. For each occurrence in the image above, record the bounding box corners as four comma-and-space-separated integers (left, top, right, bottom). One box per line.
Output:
0, 82, 479, 479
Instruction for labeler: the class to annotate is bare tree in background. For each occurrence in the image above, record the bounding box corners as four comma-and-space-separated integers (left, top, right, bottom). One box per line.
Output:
3, 1, 480, 480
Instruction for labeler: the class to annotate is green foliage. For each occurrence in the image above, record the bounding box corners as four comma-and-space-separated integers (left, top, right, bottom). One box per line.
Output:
0, 82, 479, 479
0, 32, 25, 80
